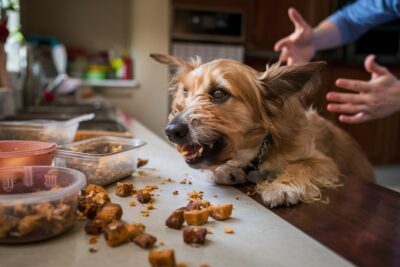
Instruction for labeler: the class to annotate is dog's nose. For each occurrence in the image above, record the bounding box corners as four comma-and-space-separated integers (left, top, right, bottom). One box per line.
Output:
165, 122, 189, 144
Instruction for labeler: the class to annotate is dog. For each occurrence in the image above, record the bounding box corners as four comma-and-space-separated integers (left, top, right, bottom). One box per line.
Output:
150, 53, 375, 207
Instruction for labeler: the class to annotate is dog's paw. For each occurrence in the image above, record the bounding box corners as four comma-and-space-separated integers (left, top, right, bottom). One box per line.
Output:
258, 182, 302, 208
213, 164, 247, 185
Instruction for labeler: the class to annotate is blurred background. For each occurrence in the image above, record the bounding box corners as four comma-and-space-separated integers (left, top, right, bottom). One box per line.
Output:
0, 0, 399, 190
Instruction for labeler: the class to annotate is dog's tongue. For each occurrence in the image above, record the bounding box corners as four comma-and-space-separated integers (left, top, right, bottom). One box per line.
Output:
177, 144, 203, 158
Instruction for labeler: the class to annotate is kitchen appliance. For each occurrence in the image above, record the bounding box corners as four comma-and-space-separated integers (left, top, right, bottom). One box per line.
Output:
171, 4, 246, 63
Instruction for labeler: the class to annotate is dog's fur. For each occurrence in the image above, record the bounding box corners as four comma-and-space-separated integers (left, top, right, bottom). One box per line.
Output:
151, 53, 375, 207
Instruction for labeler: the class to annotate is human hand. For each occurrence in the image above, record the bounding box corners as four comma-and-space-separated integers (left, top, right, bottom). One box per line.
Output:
274, 7, 316, 66
327, 54, 400, 123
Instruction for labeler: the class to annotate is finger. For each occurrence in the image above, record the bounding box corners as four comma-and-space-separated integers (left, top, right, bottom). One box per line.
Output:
335, 78, 372, 93
339, 112, 370, 124
326, 92, 365, 104
288, 7, 308, 29
274, 37, 291, 52
364, 54, 388, 76
278, 47, 290, 63
327, 103, 367, 114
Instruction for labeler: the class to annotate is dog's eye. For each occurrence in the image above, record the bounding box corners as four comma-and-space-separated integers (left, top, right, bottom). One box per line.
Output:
210, 88, 230, 102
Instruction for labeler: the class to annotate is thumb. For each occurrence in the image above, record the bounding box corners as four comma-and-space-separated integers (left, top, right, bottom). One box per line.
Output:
364, 54, 388, 76
288, 7, 308, 29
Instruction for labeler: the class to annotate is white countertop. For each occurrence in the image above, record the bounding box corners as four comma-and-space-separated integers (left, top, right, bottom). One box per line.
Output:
0, 120, 353, 267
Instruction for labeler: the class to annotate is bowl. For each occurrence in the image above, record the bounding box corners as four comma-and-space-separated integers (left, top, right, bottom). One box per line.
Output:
0, 140, 57, 167
0, 166, 86, 244
55, 136, 146, 186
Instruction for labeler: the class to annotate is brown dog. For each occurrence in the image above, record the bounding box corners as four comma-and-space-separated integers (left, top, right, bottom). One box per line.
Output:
151, 53, 375, 207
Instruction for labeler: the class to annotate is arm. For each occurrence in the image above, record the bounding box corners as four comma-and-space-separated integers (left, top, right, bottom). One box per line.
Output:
275, 0, 399, 65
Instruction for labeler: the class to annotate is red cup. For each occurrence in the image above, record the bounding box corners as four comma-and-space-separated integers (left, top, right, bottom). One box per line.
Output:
0, 140, 57, 167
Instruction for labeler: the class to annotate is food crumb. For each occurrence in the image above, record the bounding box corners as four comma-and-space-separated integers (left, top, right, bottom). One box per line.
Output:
224, 227, 234, 234
206, 228, 213, 234
146, 203, 155, 210
89, 236, 98, 244
159, 241, 165, 246
89, 248, 98, 253
199, 264, 210, 267
137, 158, 149, 168
138, 170, 148, 176
235, 196, 240, 200
172, 190, 179, 196
164, 178, 174, 183
187, 190, 204, 200
129, 201, 137, 206
177, 263, 188, 267
141, 210, 150, 217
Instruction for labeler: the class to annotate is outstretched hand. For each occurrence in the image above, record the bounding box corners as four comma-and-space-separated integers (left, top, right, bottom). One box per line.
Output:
327, 54, 400, 123
274, 7, 315, 65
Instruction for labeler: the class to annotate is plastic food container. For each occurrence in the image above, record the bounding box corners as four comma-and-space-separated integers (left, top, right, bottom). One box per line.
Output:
54, 136, 146, 186
0, 140, 57, 167
0, 166, 86, 244
0, 113, 95, 145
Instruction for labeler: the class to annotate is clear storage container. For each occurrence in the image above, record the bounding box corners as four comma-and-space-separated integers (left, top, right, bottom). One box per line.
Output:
0, 114, 94, 145
0, 166, 86, 244
54, 136, 146, 186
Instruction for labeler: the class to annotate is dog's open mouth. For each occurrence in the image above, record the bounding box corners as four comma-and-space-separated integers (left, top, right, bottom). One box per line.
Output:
176, 137, 224, 166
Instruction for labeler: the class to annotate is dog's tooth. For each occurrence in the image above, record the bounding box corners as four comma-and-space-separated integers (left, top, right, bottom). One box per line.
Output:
199, 147, 204, 155
181, 151, 188, 157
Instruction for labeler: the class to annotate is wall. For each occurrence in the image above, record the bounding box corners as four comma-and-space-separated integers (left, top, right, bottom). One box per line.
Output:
104, 0, 170, 137
20, 0, 171, 138
20, 0, 131, 51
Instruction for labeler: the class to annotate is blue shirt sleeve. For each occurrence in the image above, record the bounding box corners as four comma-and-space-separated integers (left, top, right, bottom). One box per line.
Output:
328, 0, 400, 44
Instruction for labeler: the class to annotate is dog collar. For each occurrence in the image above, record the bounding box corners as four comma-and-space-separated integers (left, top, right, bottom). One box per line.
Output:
244, 132, 273, 183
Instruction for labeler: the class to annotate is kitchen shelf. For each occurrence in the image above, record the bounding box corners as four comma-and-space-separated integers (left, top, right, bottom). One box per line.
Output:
80, 79, 140, 88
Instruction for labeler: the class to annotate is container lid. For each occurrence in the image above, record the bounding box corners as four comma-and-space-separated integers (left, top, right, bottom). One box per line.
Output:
0, 166, 86, 205
0, 140, 57, 158
56, 136, 146, 158
0, 113, 95, 129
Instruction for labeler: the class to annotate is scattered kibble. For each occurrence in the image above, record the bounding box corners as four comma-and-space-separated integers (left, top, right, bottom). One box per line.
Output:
224, 227, 234, 234
137, 158, 149, 168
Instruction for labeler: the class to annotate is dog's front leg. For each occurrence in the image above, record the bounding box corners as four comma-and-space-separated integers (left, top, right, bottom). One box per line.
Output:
213, 160, 247, 185
257, 154, 342, 207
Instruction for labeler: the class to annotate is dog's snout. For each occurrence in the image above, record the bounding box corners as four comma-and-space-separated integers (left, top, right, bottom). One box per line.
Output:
165, 122, 189, 144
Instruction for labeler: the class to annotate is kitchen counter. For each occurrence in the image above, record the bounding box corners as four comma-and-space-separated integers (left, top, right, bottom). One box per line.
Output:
0, 119, 353, 267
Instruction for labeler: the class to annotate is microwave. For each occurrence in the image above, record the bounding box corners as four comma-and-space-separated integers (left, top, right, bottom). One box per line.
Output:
172, 5, 246, 44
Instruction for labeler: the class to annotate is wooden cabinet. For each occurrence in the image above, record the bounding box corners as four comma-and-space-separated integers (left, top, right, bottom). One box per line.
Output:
246, 0, 336, 51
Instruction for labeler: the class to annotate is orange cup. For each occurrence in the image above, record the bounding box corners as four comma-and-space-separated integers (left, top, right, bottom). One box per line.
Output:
0, 140, 57, 167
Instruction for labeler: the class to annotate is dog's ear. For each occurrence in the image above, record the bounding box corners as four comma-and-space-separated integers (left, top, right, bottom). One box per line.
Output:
260, 61, 326, 108
150, 53, 197, 72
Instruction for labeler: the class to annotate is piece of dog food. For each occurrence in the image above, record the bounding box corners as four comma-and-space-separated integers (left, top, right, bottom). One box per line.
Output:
183, 209, 209, 226
95, 203, 123, 225
103, 221, 129, 247
86, 184, 108, 195
185, 200, 210, 211
136, 190, 152, 203
149, 249, 176, 267
209, 203, 233, 221
224, 227, 234, 234
116, 182, 134, 197
133, 233, 157, 249
17, 215, 46, 236
85, 219, 104, 235
137, 158, 149, 168
165, 209, 185, 229
183, 227, 207, 245
126, 223, 146, 239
